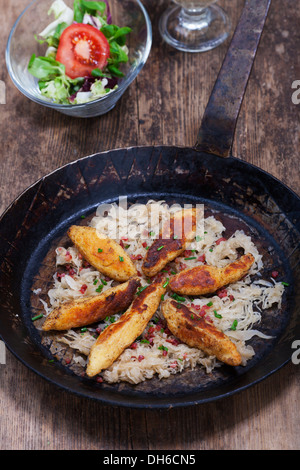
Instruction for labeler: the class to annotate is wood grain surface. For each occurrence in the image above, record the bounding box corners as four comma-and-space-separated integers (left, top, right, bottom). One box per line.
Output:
0, 0, 299, 450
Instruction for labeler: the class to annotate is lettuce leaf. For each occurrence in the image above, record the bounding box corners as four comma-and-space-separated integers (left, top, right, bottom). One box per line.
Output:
100, 24, 131, 77
28, 55, 65, 80
35, 22, 68, 48
73, 0, 106, 23
39, 0, 73, 39
28, 55, 83, 103
72, 78, 116, 104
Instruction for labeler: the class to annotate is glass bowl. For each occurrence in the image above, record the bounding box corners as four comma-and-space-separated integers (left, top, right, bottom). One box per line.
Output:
6, 0, 152, 117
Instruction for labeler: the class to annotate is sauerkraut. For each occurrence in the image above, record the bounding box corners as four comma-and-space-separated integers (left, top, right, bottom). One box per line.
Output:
35, 200, 285, 384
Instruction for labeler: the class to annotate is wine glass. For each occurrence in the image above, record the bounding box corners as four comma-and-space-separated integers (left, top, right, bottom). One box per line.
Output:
159, 0, 231, 53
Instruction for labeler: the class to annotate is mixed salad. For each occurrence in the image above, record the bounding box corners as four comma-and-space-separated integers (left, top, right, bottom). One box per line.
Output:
28, 0, 131, 104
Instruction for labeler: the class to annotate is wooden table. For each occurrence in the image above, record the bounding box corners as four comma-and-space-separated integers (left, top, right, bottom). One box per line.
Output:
0, 0, 299, 450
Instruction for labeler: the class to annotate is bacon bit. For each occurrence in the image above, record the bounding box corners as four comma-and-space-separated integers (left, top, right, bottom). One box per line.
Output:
272, 271, 279, 278
148, 326, 156, 335
96, 376, 103, 383
179, 262, 187, 271
121, 237, 128, 241
130, 254, 143, 260
131, 356, 137, 360
229, 295, 235, 301
65, 251, 72, 261
164, 327, 172, 336
166, 337, 180, 346
65, 358, 71, 364
191, 303, 210, 315
78, 253, 83, 259
191, 304, 210, 317
216, 237, 227, 245
154, 272, 164, 280
217, 288, 228, 298
191, 303, 199, 310
96, 327, 102, 335
131, 342, 138, 349
170, 361, 178, 368
138, 355, 144, 362
68, 268, 76, 276
143, 333, 152, 343
183, 250, 192, 257
119, 239, 124, 248
197, 254, 206, 262
137, 270, 142, 277
80, 284, 88, 294
56, 272, 65, 279
199, 307, 209, 317
163, 350, 168, 356
142, 242, 148, 248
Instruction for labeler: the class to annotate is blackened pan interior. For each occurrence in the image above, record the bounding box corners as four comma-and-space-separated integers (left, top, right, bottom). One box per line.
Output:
0, 146, 299, 409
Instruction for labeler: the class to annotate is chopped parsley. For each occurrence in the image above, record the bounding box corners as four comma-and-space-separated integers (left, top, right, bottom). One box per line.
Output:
171, 293, 186, 302
31, 314, 43, 322
214, 310, 222, 319
137, 285, 148, 295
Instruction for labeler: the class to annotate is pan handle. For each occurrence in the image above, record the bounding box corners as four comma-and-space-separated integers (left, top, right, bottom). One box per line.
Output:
195, 0, 271, 157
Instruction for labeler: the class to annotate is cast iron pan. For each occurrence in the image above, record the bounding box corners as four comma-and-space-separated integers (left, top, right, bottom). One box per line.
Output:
0, 0, 299, 409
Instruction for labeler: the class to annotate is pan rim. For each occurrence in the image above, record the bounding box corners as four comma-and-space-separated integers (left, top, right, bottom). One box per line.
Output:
0, 338, 292, 409
0, 145, 299, 226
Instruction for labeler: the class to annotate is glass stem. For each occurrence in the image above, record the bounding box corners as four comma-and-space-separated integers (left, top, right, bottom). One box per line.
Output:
179, 7, 212, 31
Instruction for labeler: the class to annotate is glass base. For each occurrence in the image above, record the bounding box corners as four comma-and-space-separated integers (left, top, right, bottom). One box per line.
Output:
159, 4, 231, 53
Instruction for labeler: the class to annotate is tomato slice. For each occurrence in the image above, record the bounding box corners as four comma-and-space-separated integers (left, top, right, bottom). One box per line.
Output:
56, 23, 110, 79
